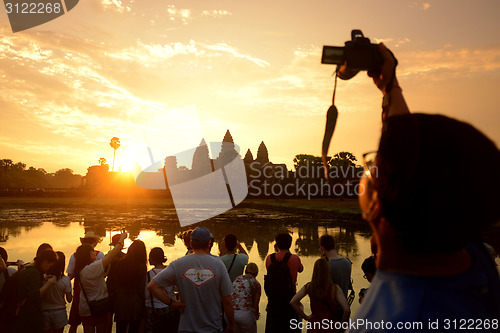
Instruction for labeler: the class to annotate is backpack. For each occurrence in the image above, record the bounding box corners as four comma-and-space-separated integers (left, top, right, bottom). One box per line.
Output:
0, 267, 27, 333
264, 252, 294, 302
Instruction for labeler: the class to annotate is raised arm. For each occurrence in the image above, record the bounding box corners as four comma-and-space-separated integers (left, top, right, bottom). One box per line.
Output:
101, 231, 127, 269
236, 241, 248, 256
369, 43, 410, 119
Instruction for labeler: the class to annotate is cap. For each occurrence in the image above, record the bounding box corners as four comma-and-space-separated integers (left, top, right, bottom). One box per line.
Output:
109, 234, 122, 246
190, 227, 213, 244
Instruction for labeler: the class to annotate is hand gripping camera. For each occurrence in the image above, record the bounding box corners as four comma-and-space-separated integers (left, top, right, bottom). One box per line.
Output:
321, 29, 383, 80
320, 30, 391, 180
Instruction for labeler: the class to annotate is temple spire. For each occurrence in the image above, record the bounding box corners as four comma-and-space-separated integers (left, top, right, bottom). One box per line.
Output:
244, 149, 254, 163
222, 129, 234, 143
256, 141, 269, 164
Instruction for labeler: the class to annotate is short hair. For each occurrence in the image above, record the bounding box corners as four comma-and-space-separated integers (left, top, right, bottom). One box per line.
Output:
361, 256, 376, 276
191, 238, 209, 250
245, 262, 259, 276
275, 233, 292, 250
149, 247, 167, 264
0, 247, 7, 262
224, 234, 237, 251
319, 235, 336, 251
376, 114, 500, 254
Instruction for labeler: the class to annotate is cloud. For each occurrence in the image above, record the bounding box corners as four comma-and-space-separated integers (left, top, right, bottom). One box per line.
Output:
203, 43, 270, 68
399, 46, 500, 78
166, 5, 192, 24
374, 37, 411, 47
105, 40, 202, 63
0, 32, 169, 143
104, 40, 270, 69
0, 135, 95, 159
202, 10, 232, 18
411, 1, 431, 11
100, 0, 131, 13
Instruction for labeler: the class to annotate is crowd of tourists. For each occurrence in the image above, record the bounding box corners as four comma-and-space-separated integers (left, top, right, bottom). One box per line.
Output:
0, 226, 378, 333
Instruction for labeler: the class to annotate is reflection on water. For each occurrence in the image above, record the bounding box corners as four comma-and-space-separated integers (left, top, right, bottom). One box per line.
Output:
1, 205, 373, 332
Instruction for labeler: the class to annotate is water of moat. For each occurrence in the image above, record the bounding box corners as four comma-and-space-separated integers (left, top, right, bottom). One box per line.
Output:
1, 202, 375, 332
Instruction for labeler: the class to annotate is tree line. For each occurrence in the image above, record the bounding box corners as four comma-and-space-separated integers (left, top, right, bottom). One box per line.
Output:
0, 159, 82, 189
0, 151, 360, 190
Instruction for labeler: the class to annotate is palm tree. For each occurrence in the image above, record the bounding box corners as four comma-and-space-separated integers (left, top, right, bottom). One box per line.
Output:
109, 137, 121, 172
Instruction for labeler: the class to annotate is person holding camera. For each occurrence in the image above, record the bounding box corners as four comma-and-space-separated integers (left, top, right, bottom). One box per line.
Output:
74, 231, 127, 333
346, 43, 500, 331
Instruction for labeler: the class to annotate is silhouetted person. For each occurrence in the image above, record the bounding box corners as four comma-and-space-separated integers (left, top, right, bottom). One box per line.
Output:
265, 233, 303, 333
148, 227, 235, 332
290, 258, 350, 331
145, 247, 179, 333
74, 231, 127, 333
41, 251, 72, 333
113, 240, 147, 333
232, 262, 261, 333
319, 235, 352, 298
67, 231, 104, 333
359, 256, 376, 304
348, 44, 500, 332
16, 249, 58, 333
219, 233, 249, 282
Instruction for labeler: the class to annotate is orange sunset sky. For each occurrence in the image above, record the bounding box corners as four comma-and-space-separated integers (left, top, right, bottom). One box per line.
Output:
1, 0, 499, 174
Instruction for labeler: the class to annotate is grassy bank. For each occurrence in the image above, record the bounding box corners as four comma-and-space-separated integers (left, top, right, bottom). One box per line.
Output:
0, 196, 175, 208
242, 198, 361, 214
0, 196, 361, 214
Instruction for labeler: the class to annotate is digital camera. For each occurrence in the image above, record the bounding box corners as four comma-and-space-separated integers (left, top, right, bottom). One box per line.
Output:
321, 30, 383, 80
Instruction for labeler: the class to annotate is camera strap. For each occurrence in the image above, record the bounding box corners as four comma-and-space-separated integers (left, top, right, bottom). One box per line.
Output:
321, 71, 339, 180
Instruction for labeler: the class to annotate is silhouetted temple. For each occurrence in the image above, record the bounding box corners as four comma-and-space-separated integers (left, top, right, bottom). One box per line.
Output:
244, 140, 288, 185
255, 141, 269, 164
81, 129, 292, 197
